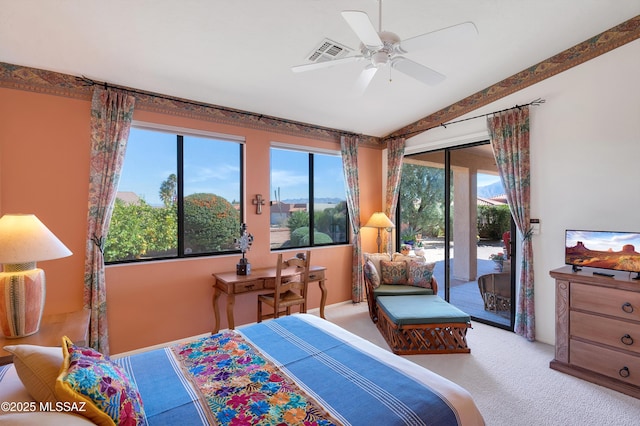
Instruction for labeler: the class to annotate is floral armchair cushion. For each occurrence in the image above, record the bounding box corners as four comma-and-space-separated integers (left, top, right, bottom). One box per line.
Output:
407, 260, 436, 288
364, 259, 381, 288
380, 260, 409, 285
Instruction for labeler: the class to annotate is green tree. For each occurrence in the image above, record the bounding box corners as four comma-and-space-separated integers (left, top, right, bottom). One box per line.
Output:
183, 193, 239, 252
159, 173, 177, 207
315, 201, 347, 242
477, 205, 511, 240
286, 210, 309, 234
399, 163, 446, 237
104, 198, 177, 262
290, 227, 333, 246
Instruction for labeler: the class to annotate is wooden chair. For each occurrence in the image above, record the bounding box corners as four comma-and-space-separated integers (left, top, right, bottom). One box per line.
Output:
477, 272, 511, 312
258, 251, 311, 322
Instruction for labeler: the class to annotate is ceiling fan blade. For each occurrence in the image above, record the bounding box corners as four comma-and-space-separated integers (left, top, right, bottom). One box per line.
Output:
291, 55, 362, 73
400, 21, 478, 53
341, 10, 383, 48
392, 57, 446, 85
353, 66, 378, 95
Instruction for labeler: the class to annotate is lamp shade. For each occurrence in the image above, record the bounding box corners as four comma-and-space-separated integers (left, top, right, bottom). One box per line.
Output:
0, 214, 72, 338
0, 214, 72, 264
364, 212, 395, 229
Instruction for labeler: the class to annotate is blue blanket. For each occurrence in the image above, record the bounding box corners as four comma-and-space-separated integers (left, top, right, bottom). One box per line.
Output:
116, 316, 461, 425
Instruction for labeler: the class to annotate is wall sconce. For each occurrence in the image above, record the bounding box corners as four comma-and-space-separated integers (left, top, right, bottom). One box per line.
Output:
364, 212, 395, 253
0, 214, 72, 337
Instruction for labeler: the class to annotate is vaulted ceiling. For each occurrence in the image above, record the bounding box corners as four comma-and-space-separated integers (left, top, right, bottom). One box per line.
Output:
1, 1, 638, 142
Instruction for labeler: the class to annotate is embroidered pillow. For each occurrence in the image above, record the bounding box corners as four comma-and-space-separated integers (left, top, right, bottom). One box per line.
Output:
364, 259, 381, 288
408, 260, 436, 288
380, 260, 408, 285
55, 336, 146, 426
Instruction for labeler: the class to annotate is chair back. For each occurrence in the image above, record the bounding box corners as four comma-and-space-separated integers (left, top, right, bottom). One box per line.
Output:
274, 251, 311, 299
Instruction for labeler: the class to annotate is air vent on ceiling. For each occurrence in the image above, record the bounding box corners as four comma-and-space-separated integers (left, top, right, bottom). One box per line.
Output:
306, 38, 352, 63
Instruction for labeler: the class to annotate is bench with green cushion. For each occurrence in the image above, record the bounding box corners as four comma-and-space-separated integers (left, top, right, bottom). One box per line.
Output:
373, 284, 435, 297
375, 295, 471, 354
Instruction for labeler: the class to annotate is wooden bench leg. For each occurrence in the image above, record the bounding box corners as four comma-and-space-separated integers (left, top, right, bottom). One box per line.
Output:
376, 308, 471, 355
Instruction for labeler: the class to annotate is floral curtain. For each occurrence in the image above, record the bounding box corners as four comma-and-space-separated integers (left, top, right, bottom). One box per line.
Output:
340, 135, 364, 302
487, 106, 535, 341
384, 137, 405, 253
84, 88, 136, 354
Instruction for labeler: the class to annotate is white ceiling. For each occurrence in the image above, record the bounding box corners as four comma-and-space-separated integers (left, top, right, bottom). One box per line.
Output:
1, 1, 638, 138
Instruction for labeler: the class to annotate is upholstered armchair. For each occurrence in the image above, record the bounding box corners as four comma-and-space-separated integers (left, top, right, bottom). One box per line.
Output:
362, 252, 438, 323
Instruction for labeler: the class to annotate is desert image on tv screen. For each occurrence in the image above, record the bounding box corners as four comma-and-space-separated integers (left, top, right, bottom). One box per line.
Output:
565, 230, 640, 273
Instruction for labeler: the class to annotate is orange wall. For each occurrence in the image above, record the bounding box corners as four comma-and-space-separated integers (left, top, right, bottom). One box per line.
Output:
0, 86, 383, 354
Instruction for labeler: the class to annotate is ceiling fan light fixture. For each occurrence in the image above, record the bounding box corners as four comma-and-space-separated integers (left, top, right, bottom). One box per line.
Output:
371, 51, 389, 67
292, 5, 477, 93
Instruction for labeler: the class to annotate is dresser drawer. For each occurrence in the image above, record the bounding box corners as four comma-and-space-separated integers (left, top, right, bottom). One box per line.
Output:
571, 282, 640, 321
570, 339, 640, 386
571, 311, 640, 355
232, 279, 264, 293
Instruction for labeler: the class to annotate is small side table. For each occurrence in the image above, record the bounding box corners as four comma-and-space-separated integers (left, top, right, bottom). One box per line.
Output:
0, 309, 91, 365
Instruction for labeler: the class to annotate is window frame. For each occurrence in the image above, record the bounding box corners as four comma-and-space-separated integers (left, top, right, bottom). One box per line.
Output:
106, 122, 245, 265
269, 143, 349, 251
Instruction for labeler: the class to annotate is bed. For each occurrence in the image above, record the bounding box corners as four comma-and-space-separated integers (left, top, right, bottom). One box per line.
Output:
0, 314, 485, 425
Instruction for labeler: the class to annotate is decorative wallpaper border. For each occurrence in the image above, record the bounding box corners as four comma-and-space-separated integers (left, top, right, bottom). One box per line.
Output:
0, 63, 364, 144
386, 15, 640, 141
1, 15, 638, 148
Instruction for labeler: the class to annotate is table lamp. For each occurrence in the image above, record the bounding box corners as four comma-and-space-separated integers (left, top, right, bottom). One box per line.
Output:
0, 214, 72, 338
364, 212, 395, 253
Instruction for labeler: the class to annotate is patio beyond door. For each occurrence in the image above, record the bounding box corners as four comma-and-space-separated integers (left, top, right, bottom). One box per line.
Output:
399, 143, 514, 330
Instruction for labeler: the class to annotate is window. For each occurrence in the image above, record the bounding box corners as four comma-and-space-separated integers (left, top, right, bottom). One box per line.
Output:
270, 146, 348, 249
105, 125, 243, 263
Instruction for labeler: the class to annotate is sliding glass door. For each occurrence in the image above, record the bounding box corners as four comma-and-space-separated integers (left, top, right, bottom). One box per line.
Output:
398, 142, 514, 330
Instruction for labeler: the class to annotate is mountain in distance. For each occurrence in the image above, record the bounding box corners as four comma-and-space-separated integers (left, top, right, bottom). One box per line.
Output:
281, 197, 342, 204
478, 181, 505, 198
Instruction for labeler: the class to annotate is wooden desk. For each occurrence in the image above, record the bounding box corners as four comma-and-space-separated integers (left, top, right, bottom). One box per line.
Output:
0, 309, 91, 365
212, 266, 327, 333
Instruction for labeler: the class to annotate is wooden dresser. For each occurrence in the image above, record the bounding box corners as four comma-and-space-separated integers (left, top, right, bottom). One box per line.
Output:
550, 266, 640, 398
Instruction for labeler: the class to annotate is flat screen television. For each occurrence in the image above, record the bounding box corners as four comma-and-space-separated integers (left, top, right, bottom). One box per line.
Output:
565, 230, 640, 279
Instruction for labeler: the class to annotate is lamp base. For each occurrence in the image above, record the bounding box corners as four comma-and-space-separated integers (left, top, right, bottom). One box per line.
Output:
236, 258, 251, 276
0, 267, 46, 338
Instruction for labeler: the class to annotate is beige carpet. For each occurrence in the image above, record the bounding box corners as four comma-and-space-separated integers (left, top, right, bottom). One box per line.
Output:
318, 302, 640, 426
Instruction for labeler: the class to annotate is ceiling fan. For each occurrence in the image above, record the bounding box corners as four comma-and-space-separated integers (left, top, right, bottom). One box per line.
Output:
292, 1, 478, 93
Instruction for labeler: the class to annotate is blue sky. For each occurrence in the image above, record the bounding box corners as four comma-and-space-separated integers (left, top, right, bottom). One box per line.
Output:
118, 128, 241, 206
119, 128, 500, 206
270, 148, 345, 202
477, 173, 501, 187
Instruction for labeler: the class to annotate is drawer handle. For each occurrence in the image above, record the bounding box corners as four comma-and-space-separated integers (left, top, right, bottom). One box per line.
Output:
245, 284, 254, 289
621, 302, 634, 314
621, 334, 634, 346
619, 366, 630, 378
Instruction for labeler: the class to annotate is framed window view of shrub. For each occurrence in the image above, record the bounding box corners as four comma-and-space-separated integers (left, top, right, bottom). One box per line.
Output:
105, 125, 244, 263
270, 146, 348, 250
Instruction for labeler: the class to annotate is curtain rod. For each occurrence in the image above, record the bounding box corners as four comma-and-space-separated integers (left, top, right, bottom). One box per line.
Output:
386, 98, 546, 141
76, 76, 361, 138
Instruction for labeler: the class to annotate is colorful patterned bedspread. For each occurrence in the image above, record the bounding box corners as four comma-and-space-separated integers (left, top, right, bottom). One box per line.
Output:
171, 329, 339, 425
116, 315, 462, 425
